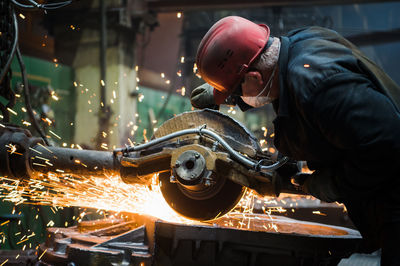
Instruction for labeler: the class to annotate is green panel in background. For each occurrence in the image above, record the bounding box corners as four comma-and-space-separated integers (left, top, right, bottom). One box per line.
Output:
135, 86, 192, 143
0, 204, 78, 251
0, 55, 76, 250
8, 55, 76, 145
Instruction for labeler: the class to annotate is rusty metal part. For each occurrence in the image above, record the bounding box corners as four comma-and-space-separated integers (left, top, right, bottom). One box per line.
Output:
0, 126, 43, 179
40, 214, 154, 266
215, 213, 351, 235
39, 213, 361, 266
253, 196, 356, 229
77, 217, 126, 233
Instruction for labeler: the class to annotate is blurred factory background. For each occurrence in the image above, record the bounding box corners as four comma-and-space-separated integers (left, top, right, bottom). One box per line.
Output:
0, 0, 399, 265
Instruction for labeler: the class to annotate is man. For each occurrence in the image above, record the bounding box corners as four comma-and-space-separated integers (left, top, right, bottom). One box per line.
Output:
191, 16, 400, 264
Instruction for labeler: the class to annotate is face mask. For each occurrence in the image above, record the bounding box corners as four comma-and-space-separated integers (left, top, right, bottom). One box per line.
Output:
241, 63, 277, 108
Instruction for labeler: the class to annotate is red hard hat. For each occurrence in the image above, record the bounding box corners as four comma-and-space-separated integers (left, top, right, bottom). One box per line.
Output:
196, 16, 270, 104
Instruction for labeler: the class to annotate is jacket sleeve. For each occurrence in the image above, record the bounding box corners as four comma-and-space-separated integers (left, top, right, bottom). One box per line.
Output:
307, 72, 400, 195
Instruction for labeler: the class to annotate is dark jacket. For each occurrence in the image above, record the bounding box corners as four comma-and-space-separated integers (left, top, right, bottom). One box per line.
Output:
271, 27, 400, 251
271, 27, 400, 199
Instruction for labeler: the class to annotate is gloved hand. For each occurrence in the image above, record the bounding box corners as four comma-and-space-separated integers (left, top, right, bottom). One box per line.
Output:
190, 83, 219, 110
275, 160, 299, 180
299, 168, 343, 203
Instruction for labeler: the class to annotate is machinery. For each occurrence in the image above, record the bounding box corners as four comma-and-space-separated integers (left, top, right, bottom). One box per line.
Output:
0, 0, 303, 222
37, 212, 361, 266
0, 109, 305, 221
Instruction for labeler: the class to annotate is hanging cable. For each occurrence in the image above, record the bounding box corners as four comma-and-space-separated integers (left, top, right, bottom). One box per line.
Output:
16, 46, 50, 145
11, 0, 72, 10
3, 0, 72, 144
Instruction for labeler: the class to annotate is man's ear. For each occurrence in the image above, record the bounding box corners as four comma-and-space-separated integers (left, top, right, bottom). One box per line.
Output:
242, 71, 264, 96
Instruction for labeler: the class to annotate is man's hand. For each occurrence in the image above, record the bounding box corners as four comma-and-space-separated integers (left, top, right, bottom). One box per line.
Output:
300, 169, 343, 203
190, 83, 219, 110
275, 160, 299, 180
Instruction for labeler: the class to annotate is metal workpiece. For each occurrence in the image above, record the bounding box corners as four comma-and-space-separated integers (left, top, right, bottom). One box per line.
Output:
39, 216, 153, 266
30, 145, 120, 178
38, 213, 362, 266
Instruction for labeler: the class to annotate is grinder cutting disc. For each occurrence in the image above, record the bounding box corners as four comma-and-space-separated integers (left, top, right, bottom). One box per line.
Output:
154, 109, 262, 221
158, 171, 245, 221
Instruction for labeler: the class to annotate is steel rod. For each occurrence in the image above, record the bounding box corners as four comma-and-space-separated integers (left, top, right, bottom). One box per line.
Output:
30, 145, 119, 177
